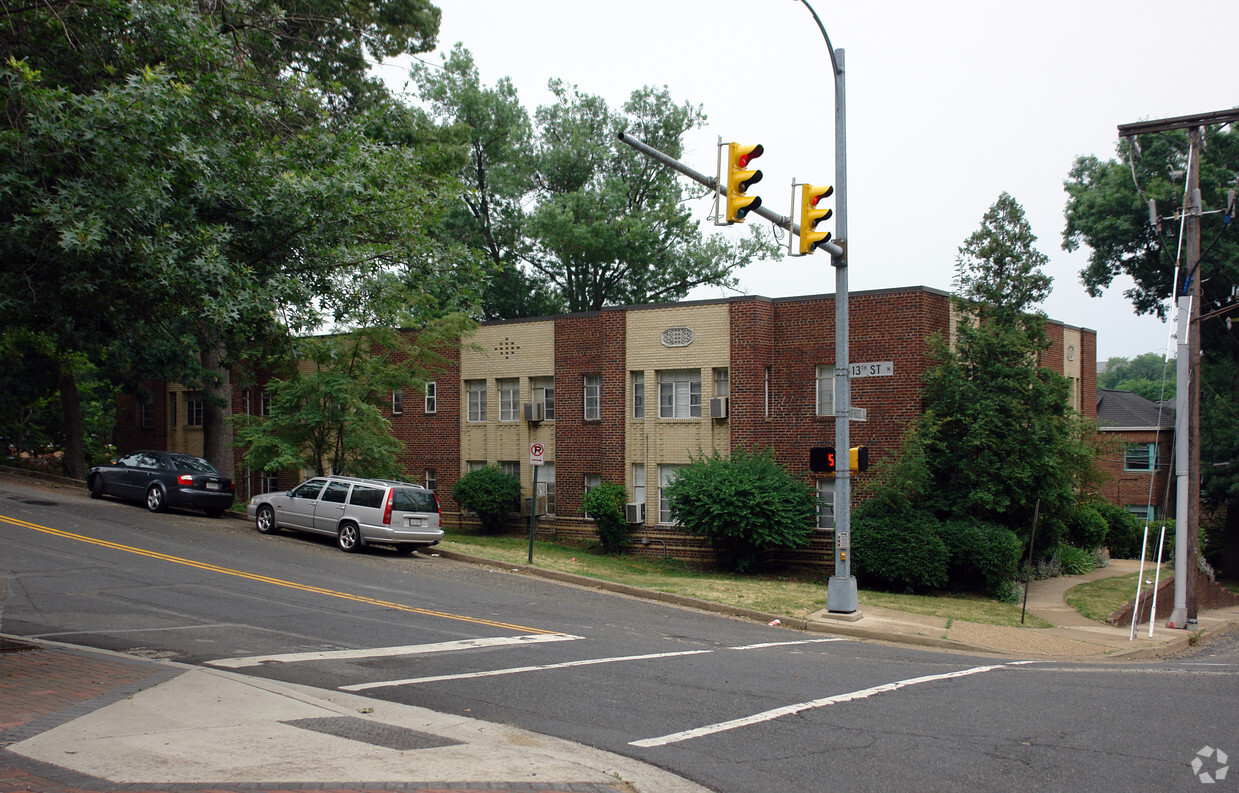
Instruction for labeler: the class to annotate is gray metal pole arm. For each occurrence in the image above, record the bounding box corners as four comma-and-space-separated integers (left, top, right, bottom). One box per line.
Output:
616, 132, 845, 260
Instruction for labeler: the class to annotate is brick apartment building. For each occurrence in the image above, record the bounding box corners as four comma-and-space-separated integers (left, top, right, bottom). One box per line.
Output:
114, 286, 1097, 564
1095, 388, 1176, 520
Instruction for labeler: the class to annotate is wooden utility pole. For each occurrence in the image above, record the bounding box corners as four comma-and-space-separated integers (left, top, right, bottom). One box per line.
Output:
1117, 109, 1239, 626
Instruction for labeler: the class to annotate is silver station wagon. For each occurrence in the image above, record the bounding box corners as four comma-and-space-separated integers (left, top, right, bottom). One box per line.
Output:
247, 475, 443, 553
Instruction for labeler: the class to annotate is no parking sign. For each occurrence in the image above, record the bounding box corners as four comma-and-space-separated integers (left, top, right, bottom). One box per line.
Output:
529, 442, 545, 466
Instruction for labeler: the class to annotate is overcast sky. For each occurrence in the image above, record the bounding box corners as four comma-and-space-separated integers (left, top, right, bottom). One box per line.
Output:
378, 0, 1239, 362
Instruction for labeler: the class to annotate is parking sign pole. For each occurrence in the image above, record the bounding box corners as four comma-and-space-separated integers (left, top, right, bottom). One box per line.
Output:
528, 464, 538, 564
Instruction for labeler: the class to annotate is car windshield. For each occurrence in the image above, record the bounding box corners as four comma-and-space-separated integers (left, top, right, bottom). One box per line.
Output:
392, 488, 435, 512
173, 456, 218, 473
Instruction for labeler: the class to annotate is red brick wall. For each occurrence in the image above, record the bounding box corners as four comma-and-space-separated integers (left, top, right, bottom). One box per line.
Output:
553, 311, 627, 518
1096, 428, 1175, 515
391, 339, 462, 512
1080, 329, 1097, 421
729, 288, 949, 484
112, 385, 169, 455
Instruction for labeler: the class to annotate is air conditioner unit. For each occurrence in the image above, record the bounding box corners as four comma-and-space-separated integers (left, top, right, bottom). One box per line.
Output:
625, 502, 646, 524
523, 401, 544, 422
709, 396, 729, 419
523, 495, 548, 516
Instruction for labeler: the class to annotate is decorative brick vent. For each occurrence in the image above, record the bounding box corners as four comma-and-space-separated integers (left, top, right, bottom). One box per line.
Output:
661, 326, 694, 347
493, 337, 521, 359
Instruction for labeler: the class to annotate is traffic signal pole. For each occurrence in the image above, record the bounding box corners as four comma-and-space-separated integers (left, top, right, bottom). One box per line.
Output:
619, 1, 858, 614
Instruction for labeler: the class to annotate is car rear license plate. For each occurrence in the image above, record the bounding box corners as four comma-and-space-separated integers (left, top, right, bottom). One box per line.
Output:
406, 516, 423, 527
206, 482, 220, 490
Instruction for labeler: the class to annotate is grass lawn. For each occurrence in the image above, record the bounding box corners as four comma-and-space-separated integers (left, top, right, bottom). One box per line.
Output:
1065, 567, 1170, 623
440, 530, 1051, 628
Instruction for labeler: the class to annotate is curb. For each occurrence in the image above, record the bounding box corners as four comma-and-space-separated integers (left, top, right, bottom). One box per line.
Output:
431, 549, 988, 654
6, 469, 1230, 660
0, 464, 85, 488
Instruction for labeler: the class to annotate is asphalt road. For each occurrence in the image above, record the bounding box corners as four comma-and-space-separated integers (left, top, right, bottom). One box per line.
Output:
1, 473, 1235, 793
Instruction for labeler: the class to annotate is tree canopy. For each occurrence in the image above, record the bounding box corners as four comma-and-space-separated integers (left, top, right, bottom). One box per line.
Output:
414, 45, 782, 318
0, 0, 475, 476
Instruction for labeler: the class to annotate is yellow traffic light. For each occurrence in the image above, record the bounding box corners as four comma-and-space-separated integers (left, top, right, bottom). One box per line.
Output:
849, 445, 869, 472
798, 183, 834, 255
725, 142, 764, 223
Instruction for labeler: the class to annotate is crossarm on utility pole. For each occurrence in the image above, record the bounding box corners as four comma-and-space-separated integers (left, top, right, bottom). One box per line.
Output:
616, 132, 845, 260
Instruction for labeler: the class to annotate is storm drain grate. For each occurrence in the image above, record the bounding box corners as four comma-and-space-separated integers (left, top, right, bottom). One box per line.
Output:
281, 716, 463, 751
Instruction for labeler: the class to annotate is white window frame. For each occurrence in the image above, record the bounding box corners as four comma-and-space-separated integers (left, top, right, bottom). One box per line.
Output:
498, 378, 519, 422
632, 463, 645, 507
815, 364, 834, 416
764, 366, 771, 417
658, 464, 684, 523
584, 374, 601, 421
261, 472, 279, 494
583, 473, 602, 518
532, 376, 555, 421
540, 462, 556, 516
260, 390, 272, 416
137, 401, 154, 429
658, 370, 701, 419
186, 392, 205, 427
466, 380, 487, 423
425, 381, 437, 414
392, 387, 403, 415
425, 468, 437, 492
714, 367, 729, 398
632, 372, 645, 419
817, 478, 835, 529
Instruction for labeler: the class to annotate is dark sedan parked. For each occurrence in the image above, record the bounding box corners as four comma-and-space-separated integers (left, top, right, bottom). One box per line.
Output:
87, 450, 235, 516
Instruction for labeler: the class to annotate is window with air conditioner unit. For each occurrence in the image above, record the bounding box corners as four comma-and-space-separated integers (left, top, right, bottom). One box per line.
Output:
523, 394, 545, 422
625, 501, 646, 524
709, 396, 729, 418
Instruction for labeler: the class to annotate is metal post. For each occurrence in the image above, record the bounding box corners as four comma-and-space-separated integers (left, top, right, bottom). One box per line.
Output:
528, 463, 539, 564
796, 0, 857, 613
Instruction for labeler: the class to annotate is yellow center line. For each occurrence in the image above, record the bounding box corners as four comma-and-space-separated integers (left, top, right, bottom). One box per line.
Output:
0, 513, 557, 635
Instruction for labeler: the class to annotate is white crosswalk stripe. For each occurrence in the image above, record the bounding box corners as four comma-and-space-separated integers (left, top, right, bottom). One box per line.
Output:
205, 633, 583, 669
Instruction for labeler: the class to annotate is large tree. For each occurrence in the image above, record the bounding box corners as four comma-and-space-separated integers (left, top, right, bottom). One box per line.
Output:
863, 194, 1100, 544
415, 45, 781, 318
1063, 125, 1239, 571
0, 0, 473, 477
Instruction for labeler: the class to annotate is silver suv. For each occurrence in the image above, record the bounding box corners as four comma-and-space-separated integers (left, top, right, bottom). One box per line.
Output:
246, 476, 443, 553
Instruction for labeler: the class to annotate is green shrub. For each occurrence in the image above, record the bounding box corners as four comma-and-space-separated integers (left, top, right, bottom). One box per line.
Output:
1066, 503, 1108, 550
936, 519, 1023, 596
1091, 501, 1145, 559
852, 512, 948, 593
1054, 543, 1097, 575
665, 447, 815, 572
582, 482, 629, 554
452, 466, 521, 534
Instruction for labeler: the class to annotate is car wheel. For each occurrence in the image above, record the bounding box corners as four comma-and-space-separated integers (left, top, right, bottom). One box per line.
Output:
88, 475, 103, 499
146, 484, 167, 513
337, 522, 363, 553
255, 505, 279, 534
